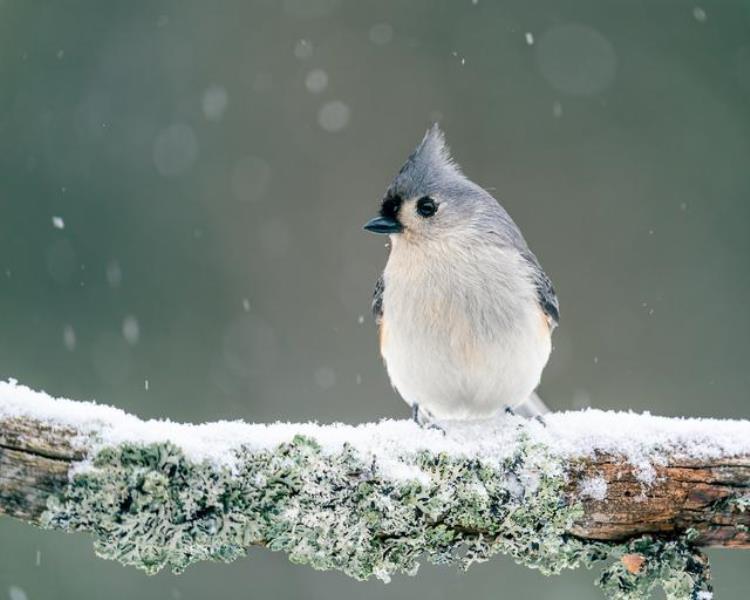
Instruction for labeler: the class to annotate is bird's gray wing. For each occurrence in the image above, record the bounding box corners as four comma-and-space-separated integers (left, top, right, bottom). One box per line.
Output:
521, 249, 559, 327
483, 204, 559, 328
372, 274, 385, 324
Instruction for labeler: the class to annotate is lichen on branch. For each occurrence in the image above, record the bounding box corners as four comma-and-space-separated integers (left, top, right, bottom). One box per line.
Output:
42, 433, 595, 580
34, 433, 716, 599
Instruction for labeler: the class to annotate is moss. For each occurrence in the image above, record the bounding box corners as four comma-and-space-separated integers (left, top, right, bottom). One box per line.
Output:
40, 434, 712, 598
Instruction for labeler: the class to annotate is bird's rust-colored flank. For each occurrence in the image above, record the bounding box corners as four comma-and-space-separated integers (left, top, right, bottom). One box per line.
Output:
539, 307, 552, 336
378, 319, 388, 353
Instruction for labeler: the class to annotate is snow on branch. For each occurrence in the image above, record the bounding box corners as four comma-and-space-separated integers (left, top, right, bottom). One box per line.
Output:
1, 381, 749, 599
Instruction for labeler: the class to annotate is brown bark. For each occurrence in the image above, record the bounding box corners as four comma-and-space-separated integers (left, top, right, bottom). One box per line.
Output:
0, 419, 82, 523
566, 456, 750, 547
1, 415, 749, 547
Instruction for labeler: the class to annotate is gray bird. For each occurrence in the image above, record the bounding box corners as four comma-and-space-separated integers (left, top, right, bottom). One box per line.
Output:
364, 125, 558, 423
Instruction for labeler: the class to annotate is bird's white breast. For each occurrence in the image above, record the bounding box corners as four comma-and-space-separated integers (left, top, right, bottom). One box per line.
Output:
380, 237, 551, 420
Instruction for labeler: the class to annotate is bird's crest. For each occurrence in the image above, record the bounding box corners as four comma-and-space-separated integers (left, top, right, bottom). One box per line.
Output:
391, 124, 462, 197
413, 123, 453, 169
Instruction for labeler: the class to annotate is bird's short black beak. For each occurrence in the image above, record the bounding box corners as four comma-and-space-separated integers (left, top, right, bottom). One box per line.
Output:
363, 215, 403, 234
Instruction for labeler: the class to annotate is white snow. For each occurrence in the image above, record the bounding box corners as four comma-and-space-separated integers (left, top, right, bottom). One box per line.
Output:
578, 475, 608, 500
540, 407, 750, 480
1, 380, 749, 485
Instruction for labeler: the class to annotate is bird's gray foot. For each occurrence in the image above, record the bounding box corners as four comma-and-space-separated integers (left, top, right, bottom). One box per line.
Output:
504, 405, 516, 416
535, 414, 547, 427
410, 404, 445, 434
427, 421, 446, 434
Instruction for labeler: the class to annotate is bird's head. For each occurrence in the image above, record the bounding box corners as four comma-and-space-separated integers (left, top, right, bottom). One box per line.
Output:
364, 124, 492, 244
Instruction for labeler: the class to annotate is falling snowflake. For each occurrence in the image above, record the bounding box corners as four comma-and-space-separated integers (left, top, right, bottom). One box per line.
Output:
63, 325, 76, 351
8, 586, 28, 600
318, 101, 351, 132
369, 23, 394, 46
106, 260, 122, 287
314, 367, 336, 389
202, 85, 229, 121
305, 69, 329, 94
122, 316, 140, 345
294, 39, 313, 60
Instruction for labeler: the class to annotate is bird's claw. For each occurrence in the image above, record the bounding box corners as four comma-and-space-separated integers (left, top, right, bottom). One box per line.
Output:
411, 403, 446, 434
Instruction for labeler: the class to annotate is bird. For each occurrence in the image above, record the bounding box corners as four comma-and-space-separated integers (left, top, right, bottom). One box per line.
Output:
363, 124, 558, 424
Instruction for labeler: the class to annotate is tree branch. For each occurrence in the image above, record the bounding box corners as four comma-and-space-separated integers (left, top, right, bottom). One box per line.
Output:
1, 381, 748, 599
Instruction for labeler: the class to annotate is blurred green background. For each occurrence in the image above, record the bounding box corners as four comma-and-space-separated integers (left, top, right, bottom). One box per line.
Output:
1, 0, 749, 598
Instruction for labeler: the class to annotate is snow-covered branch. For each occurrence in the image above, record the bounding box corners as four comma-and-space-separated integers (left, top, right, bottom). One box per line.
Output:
1, 381, 749, 599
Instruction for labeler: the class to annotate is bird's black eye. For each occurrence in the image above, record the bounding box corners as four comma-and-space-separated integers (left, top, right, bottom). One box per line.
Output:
416, 196, 438, 218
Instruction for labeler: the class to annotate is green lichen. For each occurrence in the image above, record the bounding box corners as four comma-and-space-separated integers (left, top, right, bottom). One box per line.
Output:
597, 532, 713, 600
39, 434, 713, 599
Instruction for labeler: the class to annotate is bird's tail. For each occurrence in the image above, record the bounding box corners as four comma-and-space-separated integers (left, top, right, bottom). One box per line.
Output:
513, 392, 550, 419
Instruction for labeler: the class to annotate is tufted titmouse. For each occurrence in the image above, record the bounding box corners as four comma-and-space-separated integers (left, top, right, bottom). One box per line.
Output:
364, 125, 558, 423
